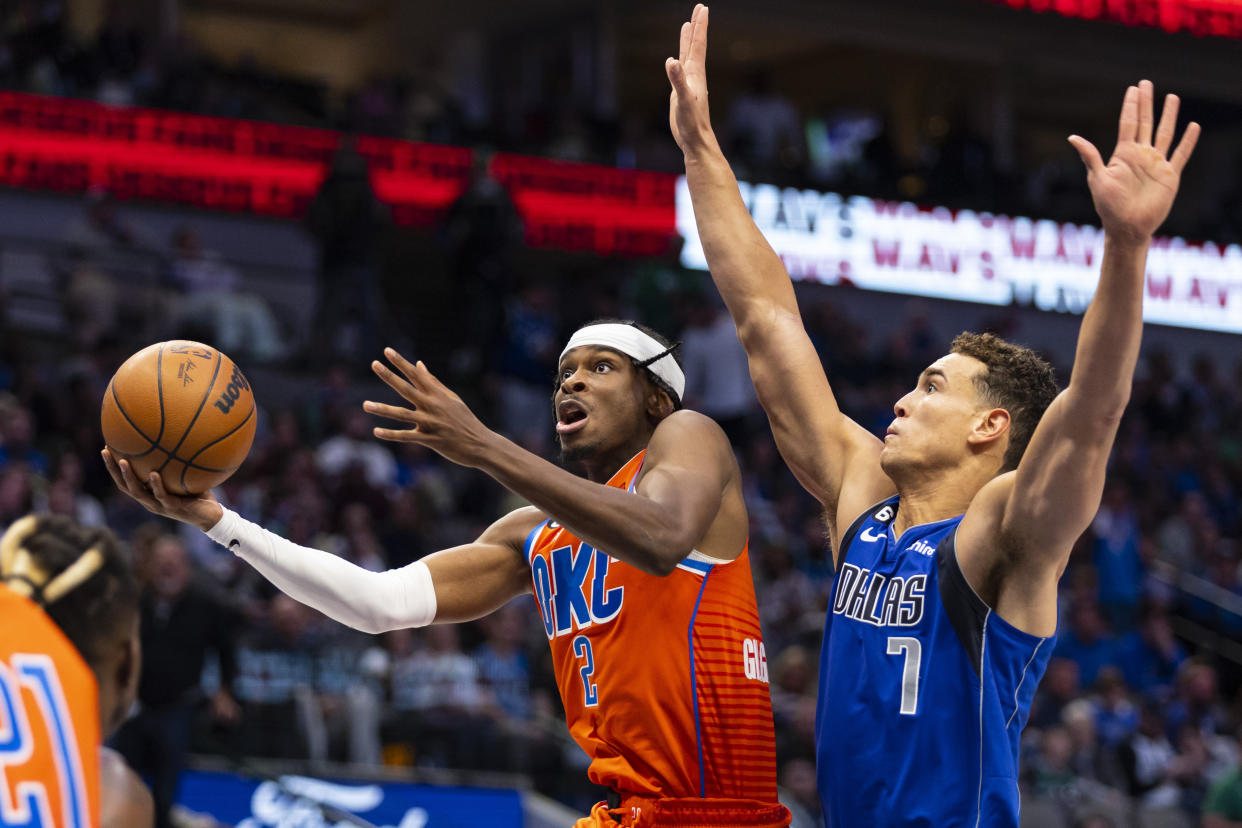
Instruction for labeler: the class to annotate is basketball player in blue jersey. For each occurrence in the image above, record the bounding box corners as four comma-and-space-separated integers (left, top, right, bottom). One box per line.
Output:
666, 5, 1200, 826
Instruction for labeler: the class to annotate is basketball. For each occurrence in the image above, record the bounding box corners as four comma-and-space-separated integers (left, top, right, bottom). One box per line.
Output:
100, 340, 257, 496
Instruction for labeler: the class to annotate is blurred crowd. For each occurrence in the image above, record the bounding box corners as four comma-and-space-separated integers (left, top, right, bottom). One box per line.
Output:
2, 184, 1242, 827
0, 3, 1241, 828
3, 1, 1241, 246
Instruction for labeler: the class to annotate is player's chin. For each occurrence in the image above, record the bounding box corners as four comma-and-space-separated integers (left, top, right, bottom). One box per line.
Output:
559, 433, 598, 464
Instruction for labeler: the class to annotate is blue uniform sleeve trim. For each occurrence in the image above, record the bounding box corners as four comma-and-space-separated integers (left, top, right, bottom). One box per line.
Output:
688, 569, 713, 798
936, 527, 990, 678
523, 519, 549, 565
676, 557, 714, 575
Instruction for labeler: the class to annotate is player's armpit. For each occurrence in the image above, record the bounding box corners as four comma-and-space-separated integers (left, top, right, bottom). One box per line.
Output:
424, 506, 541, 624
633, 410, 744, 565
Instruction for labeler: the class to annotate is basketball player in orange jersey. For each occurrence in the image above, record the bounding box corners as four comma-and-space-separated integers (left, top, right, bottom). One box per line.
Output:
0, 514, 153, 828
103, 319, 792, 828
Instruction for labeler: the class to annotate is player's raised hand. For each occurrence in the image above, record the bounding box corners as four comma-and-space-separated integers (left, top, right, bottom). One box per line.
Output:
1068, 80, 1200, 244
101, 448, 223, 532
666, 4, 719, 158
366, 347, 496, 469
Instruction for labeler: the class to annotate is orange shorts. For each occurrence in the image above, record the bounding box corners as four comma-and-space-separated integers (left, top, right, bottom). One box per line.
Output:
574, 794, 792, 827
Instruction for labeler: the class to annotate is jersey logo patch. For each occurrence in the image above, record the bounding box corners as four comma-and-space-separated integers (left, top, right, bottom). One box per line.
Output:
859, 527, 885, 543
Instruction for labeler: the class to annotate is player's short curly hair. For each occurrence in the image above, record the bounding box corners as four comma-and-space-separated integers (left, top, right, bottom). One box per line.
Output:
950, 332, 1059, 472
0, 515, 138, 669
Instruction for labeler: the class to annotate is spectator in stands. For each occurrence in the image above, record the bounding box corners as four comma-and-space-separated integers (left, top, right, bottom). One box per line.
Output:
316, 409, 398, 490
0, 403, 48, 475
1166, 662, 1232, 763
1056, 600, 1120, 687
232, 594, 317, 760
1119, 701, 1206, 815
1159, 492, 1212, 573
679, 296, 758, 444
779, 757, 821, 827
168, 226, 286, 364
1116, 603, 1188, 697
1090, 667, 1139, 752
492, 280, 559, 454
112, 534, 239, 828
440, 148, 523, 370
1031, 658, 1084, 730
383, 625, 495, 769
305, 139, 390, 365
726, 71, 803, 182
305, 624, 382, 767
1093, 481, 1145, 628
1204, 726, 1242, 827
60, 189, 160, 256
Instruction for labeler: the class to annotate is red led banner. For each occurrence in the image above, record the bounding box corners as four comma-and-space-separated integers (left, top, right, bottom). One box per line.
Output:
986, 0, 1242, 38
0, 92, 675, 257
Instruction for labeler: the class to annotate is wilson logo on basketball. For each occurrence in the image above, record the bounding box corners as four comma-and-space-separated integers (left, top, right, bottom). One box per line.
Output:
213, 365, 252, 415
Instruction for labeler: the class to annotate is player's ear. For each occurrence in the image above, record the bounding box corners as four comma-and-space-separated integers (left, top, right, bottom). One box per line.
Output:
114, 615, 141, 722
646, 385, 675, 420
967, 407, 1010, 449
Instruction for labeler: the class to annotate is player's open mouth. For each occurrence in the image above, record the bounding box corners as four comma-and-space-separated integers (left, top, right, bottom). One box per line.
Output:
556, 400, 589, 434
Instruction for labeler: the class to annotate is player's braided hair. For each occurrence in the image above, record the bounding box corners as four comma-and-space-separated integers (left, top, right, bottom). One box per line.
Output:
580, 318, 684, 411
0, 515, 138, 669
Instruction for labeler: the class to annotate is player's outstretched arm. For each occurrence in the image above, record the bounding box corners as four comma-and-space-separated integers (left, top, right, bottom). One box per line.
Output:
102, 448, 534, 629
369, 351, 741, 575
665, 5, 890, 534
959, 82, 1199, 635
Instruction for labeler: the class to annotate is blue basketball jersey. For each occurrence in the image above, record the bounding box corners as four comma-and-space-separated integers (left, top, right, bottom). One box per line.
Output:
815, 496, 1055, 827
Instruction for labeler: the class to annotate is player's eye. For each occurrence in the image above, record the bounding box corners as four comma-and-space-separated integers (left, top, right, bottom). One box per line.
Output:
594, 362, 611, 373
926, 382, 937, 393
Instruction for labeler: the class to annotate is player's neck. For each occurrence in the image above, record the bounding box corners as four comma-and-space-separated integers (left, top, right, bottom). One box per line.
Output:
578, 435, 650, 484
891, 466, 987, 537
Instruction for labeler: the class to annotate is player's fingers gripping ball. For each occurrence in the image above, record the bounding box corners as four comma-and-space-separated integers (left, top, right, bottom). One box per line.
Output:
100, 340, 257, 496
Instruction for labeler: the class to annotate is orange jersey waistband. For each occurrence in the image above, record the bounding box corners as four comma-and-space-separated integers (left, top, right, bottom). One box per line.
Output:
578, 793, 792, 828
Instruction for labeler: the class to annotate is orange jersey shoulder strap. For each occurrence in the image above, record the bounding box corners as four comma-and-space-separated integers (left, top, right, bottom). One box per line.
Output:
0, 584, 101, 828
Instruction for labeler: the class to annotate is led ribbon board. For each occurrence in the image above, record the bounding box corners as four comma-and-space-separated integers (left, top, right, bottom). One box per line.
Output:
984, 0, 1242, 39
676, 177, 1242, 333
0, 92, 675, 257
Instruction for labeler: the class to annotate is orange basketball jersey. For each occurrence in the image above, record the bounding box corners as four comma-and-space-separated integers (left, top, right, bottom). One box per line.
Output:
0, 584, 101, 828
526, 451, 780, 801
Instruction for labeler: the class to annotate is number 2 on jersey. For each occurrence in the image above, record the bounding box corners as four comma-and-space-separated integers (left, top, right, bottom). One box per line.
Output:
572, 635, 599, 707
886, 637, 922, 716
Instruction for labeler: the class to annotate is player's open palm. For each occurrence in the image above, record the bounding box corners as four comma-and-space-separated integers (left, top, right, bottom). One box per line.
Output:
1069, 80, 1200, 243
367, 348, 494, 469
666, 4, 717, 157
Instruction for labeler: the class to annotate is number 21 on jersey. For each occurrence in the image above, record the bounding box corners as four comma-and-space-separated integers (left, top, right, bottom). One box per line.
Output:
0, 654, 91, 828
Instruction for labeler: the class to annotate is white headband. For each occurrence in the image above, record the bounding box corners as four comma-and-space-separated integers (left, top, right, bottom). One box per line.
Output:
560, 323, 685, 401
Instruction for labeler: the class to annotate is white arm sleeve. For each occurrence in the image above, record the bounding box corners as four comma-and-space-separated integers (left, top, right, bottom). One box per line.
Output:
206, 507, 436, 634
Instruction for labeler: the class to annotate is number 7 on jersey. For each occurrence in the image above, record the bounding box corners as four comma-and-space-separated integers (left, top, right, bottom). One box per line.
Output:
886, 637, 922, 716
